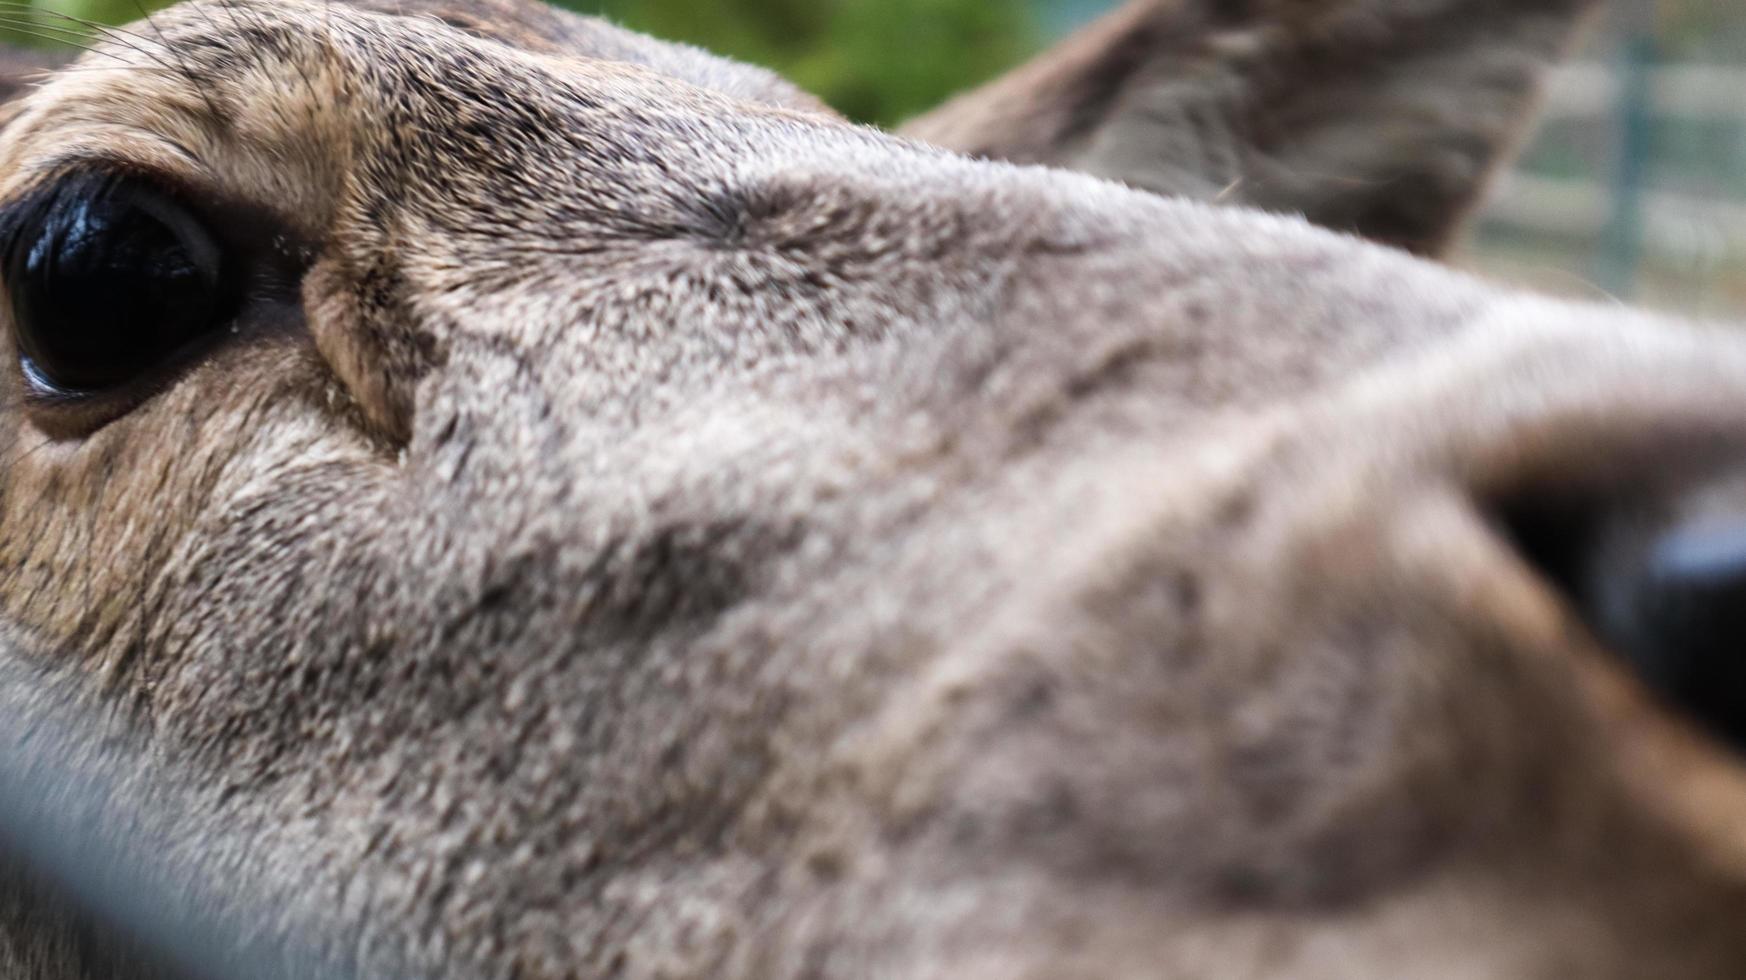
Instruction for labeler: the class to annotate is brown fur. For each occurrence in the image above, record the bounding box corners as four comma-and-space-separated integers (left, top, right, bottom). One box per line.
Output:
0, 0, 1742, 977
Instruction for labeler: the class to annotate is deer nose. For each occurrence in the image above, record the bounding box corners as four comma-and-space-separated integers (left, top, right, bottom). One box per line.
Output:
1593, 518, 1746, 748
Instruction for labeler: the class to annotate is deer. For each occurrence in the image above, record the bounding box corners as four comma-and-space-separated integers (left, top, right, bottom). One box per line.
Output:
0, 0, 1740, 976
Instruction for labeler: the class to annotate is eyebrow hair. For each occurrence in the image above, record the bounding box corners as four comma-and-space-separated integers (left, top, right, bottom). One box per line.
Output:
0, 646, 373, 980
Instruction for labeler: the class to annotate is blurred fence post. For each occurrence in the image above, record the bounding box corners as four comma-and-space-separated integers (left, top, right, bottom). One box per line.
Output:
1599, 2, 1658, 297
1033, 0, 1109, 35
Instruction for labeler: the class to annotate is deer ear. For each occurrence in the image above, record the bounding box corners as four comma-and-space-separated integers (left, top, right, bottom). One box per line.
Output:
901, 0, 1598, 257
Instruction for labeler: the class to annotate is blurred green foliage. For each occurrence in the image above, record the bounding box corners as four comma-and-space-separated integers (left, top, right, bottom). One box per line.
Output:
571, 0, 1040, 125
6, 0, 1043, 127
26, 0, 162, 39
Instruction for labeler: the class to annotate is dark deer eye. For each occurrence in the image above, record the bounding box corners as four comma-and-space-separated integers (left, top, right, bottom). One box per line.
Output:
2, 175, 231, 394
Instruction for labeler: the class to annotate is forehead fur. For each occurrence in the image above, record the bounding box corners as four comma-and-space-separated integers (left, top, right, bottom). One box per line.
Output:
0, 0, 828, 231
346, 0, 833, 113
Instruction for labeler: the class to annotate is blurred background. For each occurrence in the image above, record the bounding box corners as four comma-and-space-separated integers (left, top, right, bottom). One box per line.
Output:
12, 0, 1745, 318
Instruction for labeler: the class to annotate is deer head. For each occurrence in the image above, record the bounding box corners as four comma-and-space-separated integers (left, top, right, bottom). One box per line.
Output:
0, 1, 1743, 977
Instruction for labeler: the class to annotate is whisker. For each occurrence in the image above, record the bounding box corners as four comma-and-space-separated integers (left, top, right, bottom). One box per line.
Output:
16, 13, 173, 69
121, 0, 228, 125
0, 6, 225, 123
0, 22, 116, 61
0, 434, 68, 471
22, 64, 178, 77
0, 4, 170, 66
0, 15, 102, 47
0, 11, 182, 83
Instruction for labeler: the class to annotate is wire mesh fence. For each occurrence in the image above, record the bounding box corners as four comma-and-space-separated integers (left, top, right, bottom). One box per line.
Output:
1458, 3, 1746, 318
1022, 0, 1746, 318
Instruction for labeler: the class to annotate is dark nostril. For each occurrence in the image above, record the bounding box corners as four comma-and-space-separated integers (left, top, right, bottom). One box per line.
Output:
1600, 520, 1746, 748
1501, 486, 1746, 751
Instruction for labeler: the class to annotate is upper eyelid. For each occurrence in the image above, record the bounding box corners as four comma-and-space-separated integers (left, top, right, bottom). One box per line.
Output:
4, 139, 208, 200
0, 63, 337, 241
0, 160, 318, 264
0, 168, 148, 261
0, 115, 214, 219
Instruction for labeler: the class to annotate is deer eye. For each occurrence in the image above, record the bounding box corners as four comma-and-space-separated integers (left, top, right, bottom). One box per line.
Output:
2, 175, 232, 394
